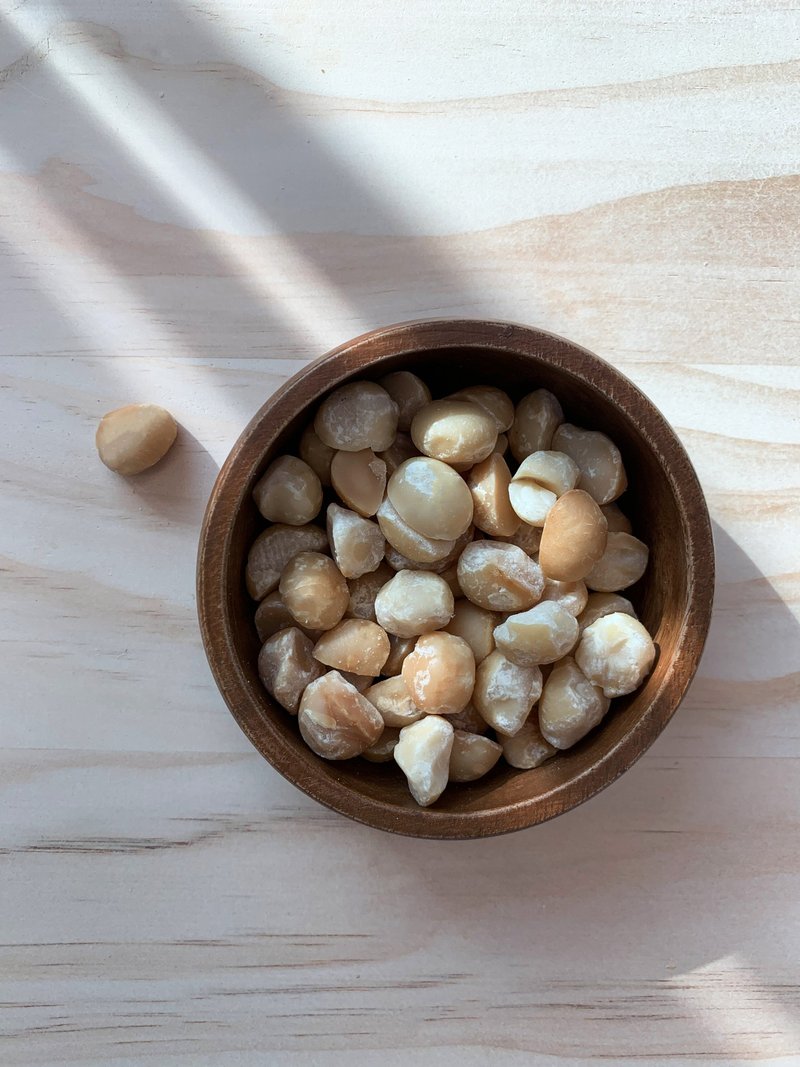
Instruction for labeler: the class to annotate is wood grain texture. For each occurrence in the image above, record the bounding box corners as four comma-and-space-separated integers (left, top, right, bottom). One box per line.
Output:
1, 0, 798, 1061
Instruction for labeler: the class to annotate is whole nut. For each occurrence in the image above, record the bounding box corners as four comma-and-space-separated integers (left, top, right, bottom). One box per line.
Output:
330, 448, 386, 517
253, 455, 323, 526
500, 717, 556, 769
538, 655, 610, 749
258, 627, 325, 715
364, 675, 424, 728
552, 423, 627, 505
326, 503, 385, 580
575, 612, 656, 697
449, 731, 502, 782
313, 618, 390, 676
298, 671, 384, 759
379, 371, 431, 431
467, 453, 520, 537
387, 457, 473, 540
402, 632, 476, 716
444, 599, 499, 664
509, 389, 563, 461
394, 716, 454, 806
279, 551, 349, 630
377, 497, 456, 564
472, 649, 542, 736
246, 524, 328, 601
374, 570, 454, 638
585, 532, 649, 592
314, 381, 399, 452
96, 403, 177, 475
577, 591, 637, 634
411, 399, 497, 466
539, 490, 608, 582
457, 540, 544, 612
494, 601, 579, 666
449, 385, 514, 433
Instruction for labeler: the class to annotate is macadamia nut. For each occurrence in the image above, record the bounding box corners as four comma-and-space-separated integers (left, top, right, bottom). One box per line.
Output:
402, 632, 476, 716
540, 578, 589, 618
449, 385, 514, 433
313, 619, 390, 676
331, 448, 386, 517
394, 716, 454, 807
539, 490, 608, 582
374, 570, 454, 638
388, 457, 473, 540
552, 423, 627, 505
279, 551, 349, 631
381, 635, 416, 677
246, 523, 328, 600
473, 649, 542, 736
347, 562, 394, 621
578, 591, 637, 635
314, 381, 398, 452
362, 727, 402, 763
326, 504, 385, 580
299, 424, 334, 486
253, 455, 322, 526
444, 599, 499, 664
539, 656, 610, 749
377, 497, 456, 564
457, 541, 544, 612
509, 389, 563, 460
258, 627, 325, 715
364, 675, 424, 728
467, 453, 520, 537
299, 671, 384, 759
411, 399, 497, 466
585, 532, 649, 592
494, 601, 579, 666
501, 717, 556, 769
449, 731, 502, 782
96, 403, 177, 475
379, 371, 431, 431
575, 612, 656, 697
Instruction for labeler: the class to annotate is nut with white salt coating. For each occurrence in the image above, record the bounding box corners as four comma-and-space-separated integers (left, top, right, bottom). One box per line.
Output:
494, 601, 579, 666
313, 618, 390, 676
330, 448, 386, 517
578, 592, 637, 634
376, 497, 456, 564
449, 731, 502, 782
538, 656, 610, 749
346, 562, 394, 621
552, 423, 627, 505
472, 649, 542, 736
252, 455, 322, 526
299, 424, 335, 486
246, 523, 328, 600
364, 675, 423, 728
374, 570, 454, 638
538, 490, 608, 583
444, 599, 499, 664
314, 380, 398, 453
575, 612, 656, 698
411, 399, 497, 466
508, 389, 563, 461
387, 457, 473, 541
466, 453, 520, 537
298, 671, 384, 759
402, 632, 476, 716
96, 403, 178, 475
457, 541, 544, 612
326, 504, 385, 580
362, 727, 402, 763
279, 551, 349, 631
379, 371, 431, 431
393, 716, 454, 806
585, 532, 649, 592
258, 627, 325, 715
500, 717, 556, 769
449, 385, 514, 433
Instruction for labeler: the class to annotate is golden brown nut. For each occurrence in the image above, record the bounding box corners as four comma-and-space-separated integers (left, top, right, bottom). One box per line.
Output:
494, 601, 579, 667
253, 455, 322, 526
279, 551, 349, 631
538, 490, 608, 582
577, 591, 636, 634
298, 671, 384, 759
379, 432, 419, 475
299, 424, 335, 487
347, 562, 394, 621
552, 423, 627, 505
472, 649, 542, 736
449, 385, 514, 432
402, 633, 476, 716
500, 717, 556, 769
362, 727, 402, 763
444, 600, 499, 664
585, 532, 649, 592
411, 399, 497, 466
575, 612, 656, 697
326, 504, 385, 580
379, 371, 432, 431
387, 457, 474, 540
364, 675, 424, 728
96, 403, 178, 475
330, 448, 386, 517
258, 627, 325, 715
374, 570, 454, 638
394, 716, 454, 806
313, 619, 390, 675
467, 453, 520, 537
255, 591, 321, 643
601, 502, 632, 534
540, 578, 589, 618
457, 541, 544, 612
314, 381, 398, 452
377, 497, 456, 564
449, 731, 502, 782
246, 524, 328, 600
381, 635, 416, 677
508, 389, 563, 461
538, 656, 610, 749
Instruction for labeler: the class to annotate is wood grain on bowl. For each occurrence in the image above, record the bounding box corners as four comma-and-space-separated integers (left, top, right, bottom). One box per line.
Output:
197, 320, 714, 838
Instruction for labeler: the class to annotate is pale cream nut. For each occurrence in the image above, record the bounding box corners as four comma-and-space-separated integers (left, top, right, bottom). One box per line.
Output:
472, 649, 542, 736
299, 424, 335, 486
574, 612, 656, 698
330, 448, 386, 517
258, 627, 325, 715
402, 632, 476, 716
246, 523, 328, 600
508, 389, 563, 461
501, 718, 556, 769
507, 481, 557, 527
387, 457, 474, 540
326, 503, 385, 580
444, 599, 499, 664
411, 399, 497, 466
394, 716, 454, 807
457, 540, 544, 612
540, 578, 589, 618
298, 671, 384, 759
313, 618, 390, 676
494, 601, 579, 667
379, 371, 432, 431
279, 551, 349, 631
577, 592, 637, 634
552, 423, 627, 505
467, 453, 520, 537
314, 381, 398, 452
377, 497, 456, 564
585, 532, 649, 592
539, 490, 608, 582
449, 385, 514, 432
347, 562, 394, 621
362, 727, 402, 763
374, 570, 454, 638
538, 656, 610, 749
96, 403, 178, 475
364, 675, 424, 728
253, 455, 322, 526
449, 731, 502, 782
513, 450, 581, 496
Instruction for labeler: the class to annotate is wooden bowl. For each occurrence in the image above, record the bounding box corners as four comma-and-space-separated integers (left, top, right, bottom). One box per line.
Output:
197, 320, 713, 838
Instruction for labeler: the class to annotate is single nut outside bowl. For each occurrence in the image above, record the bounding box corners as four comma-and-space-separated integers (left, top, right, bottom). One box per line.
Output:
197, 319, 714, 840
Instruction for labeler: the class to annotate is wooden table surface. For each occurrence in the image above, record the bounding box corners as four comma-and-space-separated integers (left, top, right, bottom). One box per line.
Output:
2, 2, 799, 1063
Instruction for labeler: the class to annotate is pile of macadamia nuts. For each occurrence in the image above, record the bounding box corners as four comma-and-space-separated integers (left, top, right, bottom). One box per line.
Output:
247, 372, 655, 807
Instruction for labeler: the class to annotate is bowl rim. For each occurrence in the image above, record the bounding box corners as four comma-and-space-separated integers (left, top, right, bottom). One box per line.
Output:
197, 318, 714, 839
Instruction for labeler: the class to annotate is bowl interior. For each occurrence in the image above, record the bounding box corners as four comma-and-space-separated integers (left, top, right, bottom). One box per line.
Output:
202, 324, 710, 836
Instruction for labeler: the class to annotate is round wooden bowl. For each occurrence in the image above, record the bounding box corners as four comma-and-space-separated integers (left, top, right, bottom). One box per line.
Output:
197, 320, 714, 838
